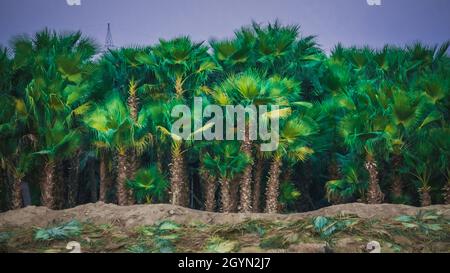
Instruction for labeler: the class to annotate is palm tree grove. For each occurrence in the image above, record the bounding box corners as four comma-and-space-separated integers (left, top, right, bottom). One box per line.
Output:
0, 20, 449, 254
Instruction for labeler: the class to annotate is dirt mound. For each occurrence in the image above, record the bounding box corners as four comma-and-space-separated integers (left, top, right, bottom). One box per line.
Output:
1, 203, 449, 253
1, 202, 449, 229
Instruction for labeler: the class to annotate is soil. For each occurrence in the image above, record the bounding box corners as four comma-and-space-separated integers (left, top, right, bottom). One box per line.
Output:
0, 203, 449, 253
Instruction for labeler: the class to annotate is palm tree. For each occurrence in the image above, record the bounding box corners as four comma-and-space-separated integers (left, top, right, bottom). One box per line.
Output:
0, 117, 33, 210
209, 71, 301, 212
10, 30, 98, 208
208, 71, 262, 212
265, 115, 318, 213
202, 142, 251, 213
95, 47, 155, 204
429, 128, 450, 205
211, 26, 301, 203
137, 37, 216, 207
34, 122, 81, 208
193, 137, 219, 212
338, 92, 390, 204
83, 92, 152, 205
326, 160, 368, 203
157, 103, 216, 207
0, 47, 25, 209
251, 148, 265, 212
211, 21, 323, 78
199, 163, 217, 212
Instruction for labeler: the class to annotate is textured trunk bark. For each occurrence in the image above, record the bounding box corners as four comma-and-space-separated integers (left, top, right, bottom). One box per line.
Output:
128, 87, 139, 122
200, 167, 217, 212
390, 154, 403, 200
110, 151, 119, 204
239, 131, 253, 213
126, 151, 137, 205
99, 152, 109, 203
252, 153, 264, 212
116, 153, 128, 206
204, 179, 217, 212
41, 160, 55, 209
365, 155, 384, 204
156, 145, 163, 173
11, 176, 22, 210
54, 160, 65, 209
127, 82, 139, 205
169, 143, 187, 206
265, 156, 282, 213
67, 152, 80, 208
230, 177, 239, 212
419, 187, 432, 207
220, 177, 232, 213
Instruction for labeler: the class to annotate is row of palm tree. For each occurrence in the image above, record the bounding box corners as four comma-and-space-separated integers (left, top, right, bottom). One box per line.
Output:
0, 22, 449, 213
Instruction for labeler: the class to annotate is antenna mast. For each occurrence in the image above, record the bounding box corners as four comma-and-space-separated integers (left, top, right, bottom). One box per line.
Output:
104, 23, 115, 50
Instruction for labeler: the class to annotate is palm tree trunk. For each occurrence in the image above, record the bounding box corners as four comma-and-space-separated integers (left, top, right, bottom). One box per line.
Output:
364, 154, 384, 204
252, 152, 264, 212
220, 177, 232, 213
117, 152, 128, 206
230, 177, 239, 212
390, 154, 403, 201
200, 166, 216, 212
169, 142, 187, 206
128, 84, 139, 122
265, 156, 282, 213
54, 160, 65, 209
41, 160, 56, 209
127, 81, 139, 206
99, 152, 109, 203
204, 179, 217, 212
156, 145, 163, 173
11, 176, 22, 210
126, 151, 137, 205
239, 127, 253, 213
419, 186, 432, 207
67, 152, 80, 208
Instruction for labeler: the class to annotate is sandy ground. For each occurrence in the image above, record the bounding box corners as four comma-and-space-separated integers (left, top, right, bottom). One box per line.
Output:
0, 203, 449, 253
1, 202, 449, 228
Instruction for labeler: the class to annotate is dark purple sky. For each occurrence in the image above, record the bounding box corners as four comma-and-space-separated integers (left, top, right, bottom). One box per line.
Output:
1, 0, 449, 52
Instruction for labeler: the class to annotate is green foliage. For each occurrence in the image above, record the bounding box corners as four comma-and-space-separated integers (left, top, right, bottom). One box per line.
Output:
205, 236, 238, 253
394, 210, 443, 235
0, 232, 12, 243
0, 23, 449, 212
134, 221, 181, 253
127, 165, 169, 203
202, 141, 251, 180
312, 216, 356, 238
326, 164, 368, 202
34, 220, 82, 241
279, 181, 301, 206
259, 235, 288, 249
